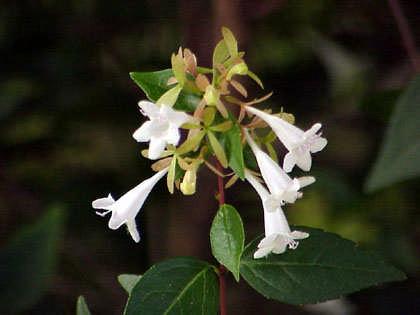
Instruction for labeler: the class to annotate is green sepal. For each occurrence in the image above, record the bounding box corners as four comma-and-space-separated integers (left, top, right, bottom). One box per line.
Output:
207, 131, 228, 168
222, 27, 238, 58
156, 84, 182, 107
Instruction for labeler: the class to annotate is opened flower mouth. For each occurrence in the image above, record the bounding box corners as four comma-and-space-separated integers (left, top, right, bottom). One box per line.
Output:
245, 106, 327, 172
92, 168, 168, 242
133, 100, 192, 160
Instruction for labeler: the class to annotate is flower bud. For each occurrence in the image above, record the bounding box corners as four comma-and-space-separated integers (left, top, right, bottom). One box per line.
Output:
180, 167, 197, 195
204, 85, 219, 106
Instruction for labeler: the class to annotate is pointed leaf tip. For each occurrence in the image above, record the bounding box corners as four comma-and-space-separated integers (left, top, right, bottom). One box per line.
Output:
210, 204, 245, 282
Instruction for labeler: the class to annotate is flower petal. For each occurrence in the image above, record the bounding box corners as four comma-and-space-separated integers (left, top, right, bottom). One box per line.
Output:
133, 121, 153, 142
305, 123, 322, 136
264, 208, 291, 236
271, 235, 289, 254
148, 137, 166, 160
92, 193, 115, 209
253, 245, 273, 259
290, 230, 310, 239
138, 100, 160, 118
310, 137, 328, 153
126, 219, 140, 243
257, 233, 278, 248
165, 125, 181, 145
283, 152, 296, 173
297, 176, 316, 188
161, 105, 191, 126
296, 150, 312, 171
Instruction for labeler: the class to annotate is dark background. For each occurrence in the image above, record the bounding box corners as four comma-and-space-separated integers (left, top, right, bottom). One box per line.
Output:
0, 1, 419, 314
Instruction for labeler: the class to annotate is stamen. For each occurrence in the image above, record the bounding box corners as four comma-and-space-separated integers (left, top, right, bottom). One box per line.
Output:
288, 239, 299, 249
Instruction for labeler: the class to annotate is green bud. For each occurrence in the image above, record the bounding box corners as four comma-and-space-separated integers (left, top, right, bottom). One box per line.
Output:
204, 85, 220, 106
180, 166, 198, 195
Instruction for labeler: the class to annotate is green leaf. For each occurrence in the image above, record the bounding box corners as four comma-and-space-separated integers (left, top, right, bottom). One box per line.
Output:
222, 27, 238, 57
365, 75, 420, 192
130, 70, 201, 112
76, 296, 92, 315
240, 227, 406, 305
243, 144, 258, 171
0, 207, 65, 313
210, 204, 245, 282
222, 122, 245, 179
125, 257, 218, 315
207, 131, 228, 168
118, 274, 142, 295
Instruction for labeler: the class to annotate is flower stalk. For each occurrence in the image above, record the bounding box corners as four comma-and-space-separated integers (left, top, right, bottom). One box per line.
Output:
216, 161, 227, 315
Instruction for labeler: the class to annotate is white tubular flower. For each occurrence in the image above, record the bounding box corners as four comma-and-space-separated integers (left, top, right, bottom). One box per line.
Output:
245, 106, 327, 172
245, 171, 309, 259
244, 129, 315, 206
133, 100, 192, 160
92, 168, 168, 242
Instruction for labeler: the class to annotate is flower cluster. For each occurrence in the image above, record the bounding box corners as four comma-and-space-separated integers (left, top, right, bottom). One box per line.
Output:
92, 28, 327, 258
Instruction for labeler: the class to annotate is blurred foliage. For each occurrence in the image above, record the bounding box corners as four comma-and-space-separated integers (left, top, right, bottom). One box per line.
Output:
0, 0, 419, 314
0, 207, 64, 314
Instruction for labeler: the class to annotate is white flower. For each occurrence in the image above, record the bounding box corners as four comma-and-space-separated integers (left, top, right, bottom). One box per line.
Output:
244, 129, 315, 206
92, 168, 168, 242
245, 171, 309, 259
245, 106, 327, 172
133, 100, 191, 160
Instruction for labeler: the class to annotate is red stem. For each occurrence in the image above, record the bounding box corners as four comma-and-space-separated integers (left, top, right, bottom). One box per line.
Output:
216, 161, 227, 315
387, 0, 420, 72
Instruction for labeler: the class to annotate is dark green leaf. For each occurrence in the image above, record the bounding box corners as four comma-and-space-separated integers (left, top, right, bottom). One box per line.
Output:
130, 70, 201, 112
223, 122, 245, 179
243, 144, 258, 171
360, 89, 401, 122
76, 296, 92, 315
125, 257, 218, 315
366, 75, 420, 192
0, 207, 65, 313
240, 227, 405, 305
118, 274, 142, 295
210, 204, 245, 281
